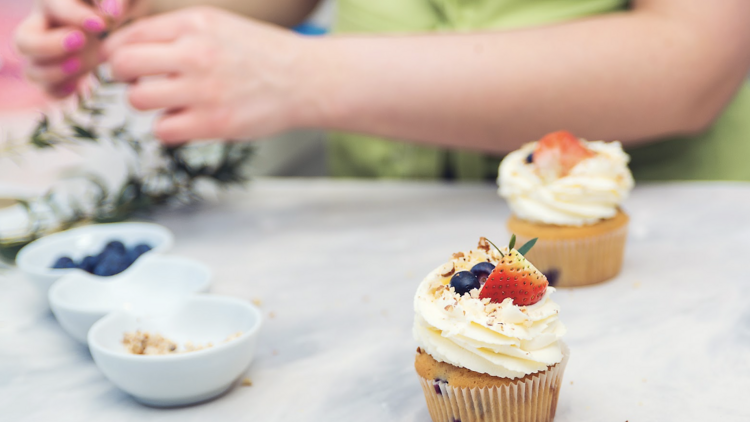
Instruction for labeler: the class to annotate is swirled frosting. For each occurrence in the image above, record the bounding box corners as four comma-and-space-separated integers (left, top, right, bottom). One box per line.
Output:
498, 140, 634, 226
413, 247, 566, 379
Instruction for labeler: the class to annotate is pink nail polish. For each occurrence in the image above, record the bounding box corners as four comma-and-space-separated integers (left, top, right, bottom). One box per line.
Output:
62, 57, 82, 74
100, 0, 122, 18
60, 83, 77, 96
63, 31, 85, 52
83, 17, 106, 33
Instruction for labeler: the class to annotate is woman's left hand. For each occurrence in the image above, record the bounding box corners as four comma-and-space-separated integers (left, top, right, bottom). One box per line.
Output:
103, 6, 321, 143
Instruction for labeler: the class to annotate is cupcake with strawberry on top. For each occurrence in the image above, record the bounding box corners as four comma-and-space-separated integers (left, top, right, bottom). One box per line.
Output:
498, 130, 634, 287
414, 236, 568, 422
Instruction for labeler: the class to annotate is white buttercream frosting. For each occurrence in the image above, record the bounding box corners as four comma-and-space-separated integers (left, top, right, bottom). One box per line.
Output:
498, 140, 634, 226
413, 247, 566, 379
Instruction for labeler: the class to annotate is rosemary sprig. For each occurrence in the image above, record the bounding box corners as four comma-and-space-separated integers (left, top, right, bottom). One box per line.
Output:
0, 70, 254, 264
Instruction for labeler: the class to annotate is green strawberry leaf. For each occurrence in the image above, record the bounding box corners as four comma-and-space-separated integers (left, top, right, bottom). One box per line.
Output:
516, 238, 538, 256
508, 234, 516, 251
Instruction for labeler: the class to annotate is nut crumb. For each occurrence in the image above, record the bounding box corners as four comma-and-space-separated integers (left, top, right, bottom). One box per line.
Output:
452, 252, 465, 259
268, 311, 276, 319
241, 378, 253, 387
122, 331, 242, 355
477, 237, 491, 252
570, 381, 574, 385
251, 298, 263, 307
440, 263, 456, 278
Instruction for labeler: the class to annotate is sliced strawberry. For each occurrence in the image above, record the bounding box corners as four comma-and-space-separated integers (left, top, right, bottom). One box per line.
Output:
479, 249, 548, 306
533, 130, 595, 180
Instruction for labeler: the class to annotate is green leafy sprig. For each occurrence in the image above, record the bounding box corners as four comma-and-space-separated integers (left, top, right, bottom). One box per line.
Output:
0, 71, 254, 264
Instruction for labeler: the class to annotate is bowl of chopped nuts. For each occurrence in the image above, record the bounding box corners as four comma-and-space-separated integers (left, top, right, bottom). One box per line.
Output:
87, 295, 262, 407
49, 254, 211, 344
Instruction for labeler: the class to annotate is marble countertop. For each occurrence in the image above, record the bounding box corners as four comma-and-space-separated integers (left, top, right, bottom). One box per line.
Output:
2, 180, 749, 421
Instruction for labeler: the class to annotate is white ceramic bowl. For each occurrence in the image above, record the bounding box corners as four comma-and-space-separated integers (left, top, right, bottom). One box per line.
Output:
88, 295, 262, 407
49, 254, 212, 344
16, 222, 174, 300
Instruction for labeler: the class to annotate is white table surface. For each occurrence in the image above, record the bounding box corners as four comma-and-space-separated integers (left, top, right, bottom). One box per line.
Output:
1, 179, 750, 421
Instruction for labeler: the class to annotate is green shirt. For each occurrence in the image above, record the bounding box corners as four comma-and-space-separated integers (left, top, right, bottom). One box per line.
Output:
329, 0, 750, 181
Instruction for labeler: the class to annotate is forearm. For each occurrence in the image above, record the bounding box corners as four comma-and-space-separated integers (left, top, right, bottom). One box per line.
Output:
304, 3, 750, 153
148, 0, 320, 26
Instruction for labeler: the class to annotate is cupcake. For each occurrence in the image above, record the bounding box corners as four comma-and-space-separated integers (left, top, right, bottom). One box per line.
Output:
498, 131, 634, 287
414, 237, 569, 422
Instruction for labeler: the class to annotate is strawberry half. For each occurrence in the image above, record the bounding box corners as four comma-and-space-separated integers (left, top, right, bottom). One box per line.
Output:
479, 249, 548, 306
532, 130, 595, 181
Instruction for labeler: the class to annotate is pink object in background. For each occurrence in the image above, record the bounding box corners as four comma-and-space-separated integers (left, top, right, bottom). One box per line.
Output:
0, 1, 49, 111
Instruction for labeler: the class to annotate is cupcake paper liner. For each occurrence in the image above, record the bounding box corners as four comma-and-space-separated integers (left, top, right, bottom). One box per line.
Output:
418, 343, 570, 422
513, 225, 628, 288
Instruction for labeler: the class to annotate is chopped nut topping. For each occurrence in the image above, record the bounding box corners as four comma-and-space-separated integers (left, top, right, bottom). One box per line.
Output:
444, 304, 454, 311
452, 252, 465, 259
440, 263, 456, 278
241, 378, 253, 387
477, 237, 491, 252
122, 330, 242, 355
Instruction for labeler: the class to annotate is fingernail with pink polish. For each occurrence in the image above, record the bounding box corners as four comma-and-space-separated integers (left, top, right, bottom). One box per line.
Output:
60, 83, 78, 96
100, 0, 122, 18
62, 57, 82, 75
83, 17, 106, 33
63, 31, 85, 52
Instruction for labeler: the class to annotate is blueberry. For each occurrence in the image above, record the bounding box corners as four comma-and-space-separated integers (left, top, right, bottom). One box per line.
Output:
450, 271, 480, 295
545, 268, 560, 287
470, 262, 495, 284
433, 379, 445, 395
128, 243, 152, 260
52, 256, 76, 269
78, 255, 99, 273
93, 253, 129, 277
101, 240, 127, 257
525, 152, 534, 163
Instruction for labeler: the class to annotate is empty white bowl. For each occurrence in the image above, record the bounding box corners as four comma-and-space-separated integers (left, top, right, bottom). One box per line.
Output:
16, 222, 174, 300
88, 295, 262, 407
48, 254, 211, 344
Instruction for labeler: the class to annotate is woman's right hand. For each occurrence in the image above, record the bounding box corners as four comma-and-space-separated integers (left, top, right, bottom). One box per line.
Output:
14, 1, 135, 98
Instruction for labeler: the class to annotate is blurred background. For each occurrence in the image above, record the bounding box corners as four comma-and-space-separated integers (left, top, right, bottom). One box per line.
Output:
0, 0, 332, 201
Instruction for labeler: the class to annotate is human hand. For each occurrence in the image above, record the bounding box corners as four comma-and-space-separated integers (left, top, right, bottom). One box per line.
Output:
14, 1, 147, 98
103, 7, 319, 143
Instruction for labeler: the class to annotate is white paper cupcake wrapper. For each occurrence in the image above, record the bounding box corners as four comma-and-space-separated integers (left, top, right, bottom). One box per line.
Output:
418, 343, 570, 422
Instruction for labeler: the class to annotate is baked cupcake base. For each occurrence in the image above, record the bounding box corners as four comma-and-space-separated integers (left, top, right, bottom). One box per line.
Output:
507, 210, 629, 287
415, 344, 569, 422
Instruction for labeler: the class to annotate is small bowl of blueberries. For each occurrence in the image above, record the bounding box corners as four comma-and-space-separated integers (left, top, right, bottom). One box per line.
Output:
16, 222, 174, 303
